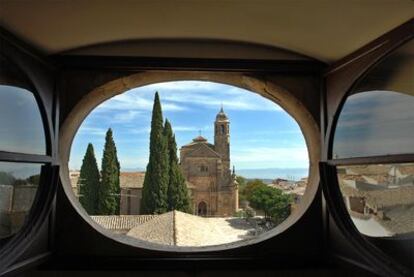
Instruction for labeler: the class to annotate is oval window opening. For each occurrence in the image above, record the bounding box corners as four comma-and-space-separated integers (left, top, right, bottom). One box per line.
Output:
68, 81, 310, 248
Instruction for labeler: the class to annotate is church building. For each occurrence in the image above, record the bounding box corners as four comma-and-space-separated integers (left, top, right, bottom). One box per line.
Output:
179, 107, 238, 217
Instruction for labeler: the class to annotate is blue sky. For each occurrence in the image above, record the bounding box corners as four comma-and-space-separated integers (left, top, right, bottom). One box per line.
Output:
69, 81, 308, 172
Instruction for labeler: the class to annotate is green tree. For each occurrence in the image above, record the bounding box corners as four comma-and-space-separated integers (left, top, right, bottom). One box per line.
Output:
140, 92, 169, 214
164, 119, 191, 213
99, 128, 121, 215
78, 143, 100, 214
249, 185, 293, 224
0, 172, 15, 186
236, 175, 247, 202
26, 174, 40, 185
241, 179, 266, 202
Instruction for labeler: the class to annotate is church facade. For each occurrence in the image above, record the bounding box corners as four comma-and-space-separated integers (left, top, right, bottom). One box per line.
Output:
179, 108, 238, 217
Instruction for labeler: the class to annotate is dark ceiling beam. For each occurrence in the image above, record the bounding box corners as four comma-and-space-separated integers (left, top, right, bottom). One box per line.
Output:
0, 26, 55, 70
52, 55, 326, 73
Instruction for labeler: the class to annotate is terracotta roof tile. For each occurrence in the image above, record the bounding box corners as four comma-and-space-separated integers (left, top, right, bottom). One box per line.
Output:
91, 215, 156, 230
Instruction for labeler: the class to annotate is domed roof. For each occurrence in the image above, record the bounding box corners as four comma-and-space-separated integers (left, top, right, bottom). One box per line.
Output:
216, 107, 228, 121
192, 135, 207, 142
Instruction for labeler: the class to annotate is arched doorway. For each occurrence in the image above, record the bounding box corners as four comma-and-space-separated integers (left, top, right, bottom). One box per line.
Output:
198, 201, 207, 216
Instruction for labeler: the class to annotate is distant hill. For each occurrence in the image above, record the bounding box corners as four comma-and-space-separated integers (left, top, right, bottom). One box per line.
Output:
71, 167, 308, 182
245, 178, 274, 184
122, 167, 146, 172
236, 168, 308, 181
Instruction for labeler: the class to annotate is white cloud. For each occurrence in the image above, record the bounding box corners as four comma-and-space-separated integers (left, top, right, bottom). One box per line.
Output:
128, 127, 151, 134
161, 90, 281, 111
172, 126, 198, 132
113, 81, 282, 112
77, 126, 106, 136
97, 92, 186, 113
111, 110, 142, 123
143, 81, 220, 91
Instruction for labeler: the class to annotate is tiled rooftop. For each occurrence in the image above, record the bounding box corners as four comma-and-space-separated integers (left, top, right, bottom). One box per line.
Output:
91, 215, 156, 230
379, 205, 414, 235
127, 211, 254, 247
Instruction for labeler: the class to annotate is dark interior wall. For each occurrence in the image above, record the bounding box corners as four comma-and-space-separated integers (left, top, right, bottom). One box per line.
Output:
4, 24, 408, 275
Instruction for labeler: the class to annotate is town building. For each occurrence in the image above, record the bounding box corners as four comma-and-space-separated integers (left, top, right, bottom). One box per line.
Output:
70, 171, 196, 215
179, 107, 238, 216
338, 164, 414, 236
70, 171, 146, 215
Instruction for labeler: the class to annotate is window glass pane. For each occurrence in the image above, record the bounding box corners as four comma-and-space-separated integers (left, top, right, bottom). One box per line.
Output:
333, 90, 414, 158
337, 163, 414, 237
333, 40, 413, 159
0, 85, 46, 154
0, 162, 42, 238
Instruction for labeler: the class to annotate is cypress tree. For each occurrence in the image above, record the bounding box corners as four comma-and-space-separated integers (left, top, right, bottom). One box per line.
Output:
164, 119, 191, 213
140, 92, 169, 214
98, 128, 121, 215
78, 143, 100, 214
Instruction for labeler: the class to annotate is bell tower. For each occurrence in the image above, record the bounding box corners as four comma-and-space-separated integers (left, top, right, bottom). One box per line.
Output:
214, 106, 230, 174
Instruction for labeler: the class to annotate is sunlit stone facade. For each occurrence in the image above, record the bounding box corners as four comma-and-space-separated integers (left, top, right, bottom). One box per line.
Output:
180, 108, 238, 216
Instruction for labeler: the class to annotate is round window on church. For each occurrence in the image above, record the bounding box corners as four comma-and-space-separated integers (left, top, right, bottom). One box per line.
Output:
66, 80, 312, 249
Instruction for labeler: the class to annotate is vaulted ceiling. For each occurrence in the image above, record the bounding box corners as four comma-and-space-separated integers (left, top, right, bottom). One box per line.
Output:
0, 1, 413, 63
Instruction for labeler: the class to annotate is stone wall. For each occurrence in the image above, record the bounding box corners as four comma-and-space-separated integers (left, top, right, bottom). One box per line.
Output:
120, 188, 142, 215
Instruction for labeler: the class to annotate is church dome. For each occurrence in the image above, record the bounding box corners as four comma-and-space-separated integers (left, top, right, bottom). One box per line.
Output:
216, 107, 228, 121
192, 135, 207, 142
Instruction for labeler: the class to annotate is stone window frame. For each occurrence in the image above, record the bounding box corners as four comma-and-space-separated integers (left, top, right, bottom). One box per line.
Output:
59, 71, 320, 252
